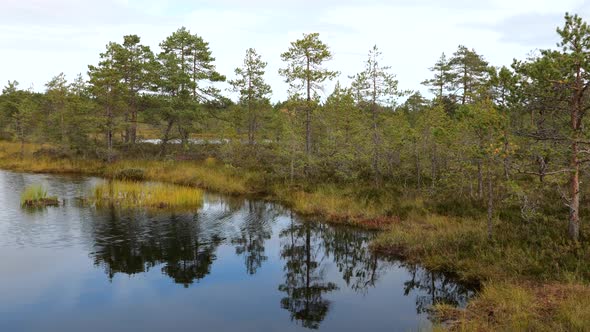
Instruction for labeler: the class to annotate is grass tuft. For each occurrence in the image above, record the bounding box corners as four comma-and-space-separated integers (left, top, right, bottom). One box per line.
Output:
91, 180, 204, 210
21, 184, 59, 207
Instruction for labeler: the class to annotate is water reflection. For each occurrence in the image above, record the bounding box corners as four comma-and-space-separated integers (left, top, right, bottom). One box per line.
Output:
91, 208, 224, 287
402, 265, 475, 315
90, 197, 281, 287
230, 201, 276, 275
87, 197, 474, 330
0, 171, 481, 332
321, 225, 385, 294
279, 216, 338, 329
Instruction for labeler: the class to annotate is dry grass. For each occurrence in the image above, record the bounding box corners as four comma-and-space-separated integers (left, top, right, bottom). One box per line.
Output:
372, 213, 491, 282
272, 184, 411, 229
0, 142, 103, 174
435, 282, 590, 331
91, 180, 203, 210
0, 141, 250, 195
373, 212, 590, 331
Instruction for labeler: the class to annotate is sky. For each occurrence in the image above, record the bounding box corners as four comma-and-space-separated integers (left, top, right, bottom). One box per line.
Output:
1, 0, 589, 102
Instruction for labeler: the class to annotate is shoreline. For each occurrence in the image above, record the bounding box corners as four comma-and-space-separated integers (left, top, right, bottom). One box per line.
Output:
2, 141, 589, 331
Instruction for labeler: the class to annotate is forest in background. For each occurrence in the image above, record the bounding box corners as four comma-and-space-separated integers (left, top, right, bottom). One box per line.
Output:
2, 13, 590, 241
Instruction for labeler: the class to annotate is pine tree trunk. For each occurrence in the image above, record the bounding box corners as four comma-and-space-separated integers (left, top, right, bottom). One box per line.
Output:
130, 106, 137, 144
19, 137, 25, 160
106, 105, 113, 163
305, 59, 312, 156
160, 119, 174, 156
487, 162, 494, 240
568, 64, 583, 241
415, 142, 421, 189
372, 105, 380, 187
431, 143, 437, 190
477, 159, 484, 200
569, 157, 580, 241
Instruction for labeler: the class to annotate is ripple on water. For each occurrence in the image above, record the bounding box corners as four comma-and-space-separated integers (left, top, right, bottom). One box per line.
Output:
0, 170, 475, 332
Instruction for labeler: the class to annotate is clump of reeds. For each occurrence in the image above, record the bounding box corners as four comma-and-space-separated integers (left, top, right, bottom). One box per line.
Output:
91, 180, 204, 210
21, 184, 59, 207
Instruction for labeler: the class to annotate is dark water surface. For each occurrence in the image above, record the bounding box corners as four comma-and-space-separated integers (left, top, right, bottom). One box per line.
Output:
0, 170, 474, 332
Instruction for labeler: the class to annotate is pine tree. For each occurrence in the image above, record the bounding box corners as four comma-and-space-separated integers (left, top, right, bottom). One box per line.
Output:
449, 45, 489, 105
156, 27, 225, 152
351, 45, 403, 186
422, 52, 456, 99
1, 81, 38, 158
279, 33, 338, 157
44, 73, 69, 146
115, 35, 157, 144
88, 42, 126, 162
229, 48, 272, 145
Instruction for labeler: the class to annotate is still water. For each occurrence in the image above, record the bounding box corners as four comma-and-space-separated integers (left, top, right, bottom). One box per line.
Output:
0, 170, 473, 331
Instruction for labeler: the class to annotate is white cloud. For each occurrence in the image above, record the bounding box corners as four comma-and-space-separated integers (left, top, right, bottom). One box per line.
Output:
0, 0, 585, 101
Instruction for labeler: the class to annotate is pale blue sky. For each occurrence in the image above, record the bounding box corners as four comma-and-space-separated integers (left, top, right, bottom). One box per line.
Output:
1, 0, 589, 102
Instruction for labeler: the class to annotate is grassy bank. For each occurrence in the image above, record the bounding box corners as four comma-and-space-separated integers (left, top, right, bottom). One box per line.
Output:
373, 213, 590, 331
0, 141, 400, 228
0, 142, 251, 195
2, 141, 590, 330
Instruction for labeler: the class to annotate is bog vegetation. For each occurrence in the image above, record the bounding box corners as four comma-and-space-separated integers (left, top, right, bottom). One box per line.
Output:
91, 180, 204, 210
20, 184, 59, 207
2, 12, 590, 330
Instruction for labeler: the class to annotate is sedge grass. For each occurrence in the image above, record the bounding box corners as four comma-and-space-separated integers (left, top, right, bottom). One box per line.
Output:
20, 184, 58, 207
91, 180, 204, 210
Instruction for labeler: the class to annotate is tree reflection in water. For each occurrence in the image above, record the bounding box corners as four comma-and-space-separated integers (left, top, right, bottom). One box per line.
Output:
278, 215, 338, 329
90, 198, 280, 287
91, 207, 225, 287
231, 201, 276, 275
88, 197, 473, 329
321, 225, 386, 294
402, 264, 476, 314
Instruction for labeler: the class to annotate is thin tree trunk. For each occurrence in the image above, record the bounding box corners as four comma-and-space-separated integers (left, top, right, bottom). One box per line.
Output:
569, 156, 580, 241
60, 111, 66, 147
372, 105, 380, 187
568, 63, 583, 241
462, 65, 467, 105
431, 143, 437, 190
415, 142, 421, 189
487, 161, 494, 240
305, 58, 312, 156
130, 102, 137, 144
372, 67, 380, 187
477, 159, 484, 200
19, 135, 25, 160
106, 104, 113, 163
160, 119, 174, 156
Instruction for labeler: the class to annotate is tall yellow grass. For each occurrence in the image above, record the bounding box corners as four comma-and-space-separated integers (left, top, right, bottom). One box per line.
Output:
0, 141, 249, 195
20, 184, 59, 207
92, 180, 203, 210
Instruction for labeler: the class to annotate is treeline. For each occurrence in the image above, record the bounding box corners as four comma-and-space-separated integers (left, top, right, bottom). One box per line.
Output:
2, 13, 590, 241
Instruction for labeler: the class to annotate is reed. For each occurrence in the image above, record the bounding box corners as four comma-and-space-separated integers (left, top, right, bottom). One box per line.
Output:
91, 180, 204, 210
20, 184, 59, 207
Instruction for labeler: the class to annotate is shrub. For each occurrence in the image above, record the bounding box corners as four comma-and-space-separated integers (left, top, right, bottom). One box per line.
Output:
114, 168, 146, 181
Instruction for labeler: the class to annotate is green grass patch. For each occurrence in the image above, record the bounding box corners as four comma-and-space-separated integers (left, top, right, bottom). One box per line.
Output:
20, 184, 59, 207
